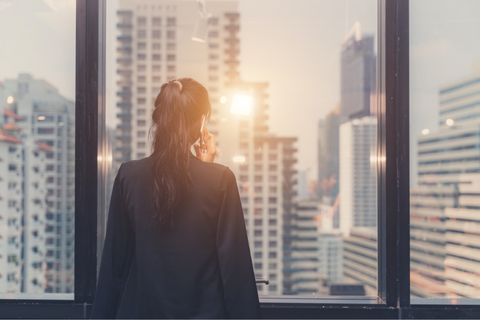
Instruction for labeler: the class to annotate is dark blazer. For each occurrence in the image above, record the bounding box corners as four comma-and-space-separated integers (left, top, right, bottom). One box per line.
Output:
91, 153, 261, 319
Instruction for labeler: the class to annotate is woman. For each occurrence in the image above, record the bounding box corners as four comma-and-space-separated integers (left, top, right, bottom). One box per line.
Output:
91, 78, 261, 318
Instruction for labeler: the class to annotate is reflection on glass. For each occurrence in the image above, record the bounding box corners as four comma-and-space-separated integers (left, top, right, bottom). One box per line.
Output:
410, 0, 480, 300
105, 0, 377, 297
0, 1, 75, 297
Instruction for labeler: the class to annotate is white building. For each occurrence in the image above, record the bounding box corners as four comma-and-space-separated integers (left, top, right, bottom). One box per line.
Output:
0, 106, 50, 293
339, 116, 377, 236
1, 74, 75, 293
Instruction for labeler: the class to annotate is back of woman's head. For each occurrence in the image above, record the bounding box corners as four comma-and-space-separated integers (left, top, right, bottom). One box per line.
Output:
150, 78, 211, 225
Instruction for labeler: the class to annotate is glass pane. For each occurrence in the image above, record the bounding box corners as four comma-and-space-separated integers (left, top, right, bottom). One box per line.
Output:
410, 0, 480, 302
0, 1, 75, 298
103, 0, 378, 298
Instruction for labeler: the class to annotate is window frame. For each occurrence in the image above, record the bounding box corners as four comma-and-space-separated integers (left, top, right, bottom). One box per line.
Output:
1, 0, 480, 319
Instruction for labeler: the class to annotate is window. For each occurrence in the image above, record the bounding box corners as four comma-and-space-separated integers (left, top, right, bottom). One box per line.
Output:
209, 17, 219, 26
254, 175, 262, 182
137, 16, 146, 26
254, 219, 262, 226
268, 197, 277, 204
152, 76, 160, 83
269, 165, 277, 171
269, 186, 276, 193
167, 54, 175, 62
152, 43, 161, 50
152, 17, 161, 26
137, 29, 146, 38
268, 219, 276, 226
167, 43, 175, 50
137, 87, 146, 94
137, 98, 146, 104
269, 241, 277, 248
137, 142, 146, 148
152, 54, 161, 61
138, 76, 146, 83
255, 164, 262, 171
254, 230, 262, 237
137, 109, 146, 116
167, 65, 175, 72
268, 208, 277, 215
254, 208, 262, 215
137, 54, 146, 60
137, 131, 146, 138
137, 42, 146, 50
38, 128, 54, 134
153, 65, 161, 72
254, 252, 262, 259
137, 120, 146, 126
269, 230, 277, 237
209, 31, 218, 38
167, 17, 176, 27
167, 30, 175, 39
152, 30, 161, 39
269, 252, 277, 259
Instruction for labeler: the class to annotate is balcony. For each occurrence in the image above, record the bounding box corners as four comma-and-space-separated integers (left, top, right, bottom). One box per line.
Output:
116, 112, 132, 119
116, 90, 132, 97
117, 57, 132, 65
283, 146, 297, 154
116, 124, 132, 130
117, 23, 133, 29
116, 101, 132, 108
117, 35, 132, 42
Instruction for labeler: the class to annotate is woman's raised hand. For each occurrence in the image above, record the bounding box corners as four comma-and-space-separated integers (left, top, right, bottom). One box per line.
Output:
194, 127, 217, 163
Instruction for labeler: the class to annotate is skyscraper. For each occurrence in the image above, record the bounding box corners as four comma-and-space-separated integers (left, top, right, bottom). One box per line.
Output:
1, 74, 75, 293
411, 63, 480, 298
339, 32, 376, 124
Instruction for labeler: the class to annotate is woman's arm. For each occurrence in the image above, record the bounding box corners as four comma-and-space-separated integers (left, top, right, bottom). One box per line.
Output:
216, 168, 262, 318
91, 165, 135, 318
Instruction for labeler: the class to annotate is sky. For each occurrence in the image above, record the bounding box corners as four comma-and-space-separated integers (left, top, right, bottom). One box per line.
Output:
1, 0, 480, 187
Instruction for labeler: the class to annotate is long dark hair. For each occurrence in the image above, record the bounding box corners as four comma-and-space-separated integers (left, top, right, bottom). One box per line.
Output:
150, 78, 211, 225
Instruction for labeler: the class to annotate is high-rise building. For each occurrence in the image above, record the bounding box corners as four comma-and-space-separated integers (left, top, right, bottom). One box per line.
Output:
0, 103, 52, 293
339, 116, 377, 235
411, 64, 480, 298
114, 0, 239, 168
317, 106, 340, 205
1, 74, 75, 293
340, 32, 376, 124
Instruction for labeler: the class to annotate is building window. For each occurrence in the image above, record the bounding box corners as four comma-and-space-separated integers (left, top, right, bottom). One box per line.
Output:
137, 142, 146, 148
268, 208, 277, 215
137, 87, 146, 94
152, 43, 161, 50
254, 197, 262, 204
209, 43, 219, 49
254, 186, 262, 193
167, 65, 175, 72
209, 31, 218, 38
152, 76, 161, 83
254, 230, 262, 237
254, 175, 262, 182
269, 176, 277, 182
269, 186, 277, 193
209, 54, 218, 60
137, 42, 146, 50
268, 197, 277, 204
137, 98, 146, 104
152, 16, 161, 26
269, 230, 277, 237
138, 76, 146, 83
152, 30, 161, 39
269, 241, 277, 248
240, 165, 248, 172
137, 16, 146, 26
254, 241, 262, 248
255, 165, 262, 171
269, 219, 277, 226
269, 165, 277, 171
167, 43, 175, 50
254, 252, 262, 259
254, 219, 262, 226
167, 54, 175, 61
254, 208, 262, 215
152, 54, 161, 61
209, 65, 218, 71
38, 128, 54, 134
137, 153, 146, 158
254, 263, 262, 270
137, 29, 146, 38
255, 153, 262, 161
167, 17, 176, 27
269, 285, 277, 292
269, 273, 277, 281
137, 109, 146, 116
137, 120, 146, 126
240, 175, 248, 182
137, 131, 146, 138
240, 142, 248, 149
153, 65, 161, 72
167, 30, 175, 39
268, 263, 277, 270
269, 252, 277, 259
269, 154, 277, 161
